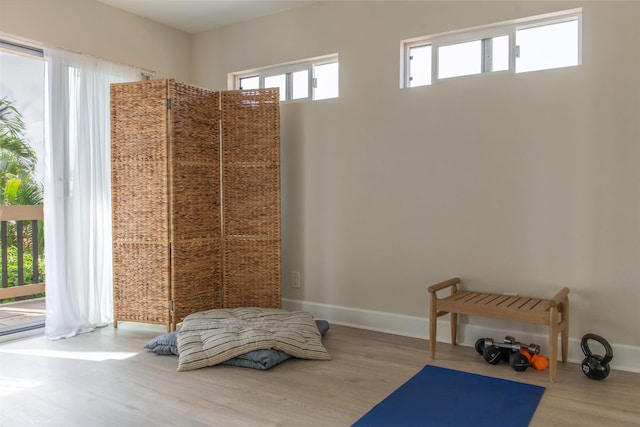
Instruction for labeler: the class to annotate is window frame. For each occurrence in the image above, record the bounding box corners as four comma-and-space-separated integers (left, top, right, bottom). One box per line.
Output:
402, 8, 582, 88
0, 39, 43, 59
231, 54, 339, 102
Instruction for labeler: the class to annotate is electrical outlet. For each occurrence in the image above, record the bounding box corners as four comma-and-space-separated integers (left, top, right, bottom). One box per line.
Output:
291, 271, 301, 289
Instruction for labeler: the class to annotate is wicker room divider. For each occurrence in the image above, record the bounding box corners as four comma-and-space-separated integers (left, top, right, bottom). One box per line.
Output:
221, 90, 281, 309
111, 79, 281, 331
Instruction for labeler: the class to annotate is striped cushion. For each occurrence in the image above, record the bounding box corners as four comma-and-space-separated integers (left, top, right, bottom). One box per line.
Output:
176, 308, 331, 372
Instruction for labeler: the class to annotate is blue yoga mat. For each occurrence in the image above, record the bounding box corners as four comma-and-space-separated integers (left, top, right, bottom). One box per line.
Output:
353, 365, 545, 427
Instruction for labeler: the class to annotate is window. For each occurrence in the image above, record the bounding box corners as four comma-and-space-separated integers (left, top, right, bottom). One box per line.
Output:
292, 70, 309, 99
438, 40, 482, 79
232, 54, 339, 101
489, 36, 510, 72
313, 60, 339, 100
515, 20, 580, 73
264, 74, 287, 101
408, 45, 431, 87
403, 9, 581, 87
239, 75, 259, 90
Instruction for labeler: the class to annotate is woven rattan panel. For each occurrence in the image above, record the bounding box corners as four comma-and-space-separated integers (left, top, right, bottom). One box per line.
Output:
223, 239, 281, 308
221, 89, 281, 308
168, 81, 222, 325
111, 80, 171, 327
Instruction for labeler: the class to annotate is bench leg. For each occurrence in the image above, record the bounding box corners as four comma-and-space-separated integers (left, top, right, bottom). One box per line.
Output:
549, 305, 559, 382
430, 296, 437, 359
450, 312, 458, 346
561, 298, 570, 363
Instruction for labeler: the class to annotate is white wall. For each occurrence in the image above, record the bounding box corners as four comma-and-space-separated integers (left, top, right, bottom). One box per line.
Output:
0, 0, 190, 80
193, 1, 640, 371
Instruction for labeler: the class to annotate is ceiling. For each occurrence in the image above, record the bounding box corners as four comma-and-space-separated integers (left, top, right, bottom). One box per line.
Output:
98, 0, 316, 34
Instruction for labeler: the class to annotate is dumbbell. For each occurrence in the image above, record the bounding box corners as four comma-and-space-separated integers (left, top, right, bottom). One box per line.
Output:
475, 338, 510, 366
475, 337, 541, 372
484, 338, 541, 355
489, 338, 541, 371
520, 349, 549, 370
475, 336, 517, 359
509, 351, 531, 372
501, 336, 516, 362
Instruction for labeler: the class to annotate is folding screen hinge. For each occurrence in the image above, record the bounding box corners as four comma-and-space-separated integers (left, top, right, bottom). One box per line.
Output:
167, 98, 172, 110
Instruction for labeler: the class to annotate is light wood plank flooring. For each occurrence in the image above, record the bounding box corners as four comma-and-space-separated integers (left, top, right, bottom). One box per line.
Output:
0, 322, 638, 426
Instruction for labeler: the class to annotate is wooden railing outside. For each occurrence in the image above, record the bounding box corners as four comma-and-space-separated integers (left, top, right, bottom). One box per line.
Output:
0, 205, 45, 301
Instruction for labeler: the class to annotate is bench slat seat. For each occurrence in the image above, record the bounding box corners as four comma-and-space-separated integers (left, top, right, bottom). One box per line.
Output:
438, 291, 551, 324
428, 278, 569, 382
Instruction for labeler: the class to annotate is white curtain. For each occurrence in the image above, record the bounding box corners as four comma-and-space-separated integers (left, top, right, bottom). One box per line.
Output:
43, 47, 140, 340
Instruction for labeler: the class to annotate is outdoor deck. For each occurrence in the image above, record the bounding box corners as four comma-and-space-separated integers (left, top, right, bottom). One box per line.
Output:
0, 204, 45, 334
0, 298, 45, 330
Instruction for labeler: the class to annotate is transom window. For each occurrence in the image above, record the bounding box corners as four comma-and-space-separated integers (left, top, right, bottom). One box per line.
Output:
232, 55, 339, 102
403, 9, 581, 88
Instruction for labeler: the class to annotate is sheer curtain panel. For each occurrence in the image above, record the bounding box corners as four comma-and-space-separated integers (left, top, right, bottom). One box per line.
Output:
44, 48, 140, 339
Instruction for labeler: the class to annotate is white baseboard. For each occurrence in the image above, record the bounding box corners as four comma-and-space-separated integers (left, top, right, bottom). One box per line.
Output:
283, 298, 640, 374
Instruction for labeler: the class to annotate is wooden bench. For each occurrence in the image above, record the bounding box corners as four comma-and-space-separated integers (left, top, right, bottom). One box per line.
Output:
427, 277, 570, 381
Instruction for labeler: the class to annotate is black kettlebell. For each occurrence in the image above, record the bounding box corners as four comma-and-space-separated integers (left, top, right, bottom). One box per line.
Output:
581, 333, 613, 380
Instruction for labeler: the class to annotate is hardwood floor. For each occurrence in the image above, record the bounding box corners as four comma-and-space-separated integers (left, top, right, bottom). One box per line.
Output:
0, 322, 638, 426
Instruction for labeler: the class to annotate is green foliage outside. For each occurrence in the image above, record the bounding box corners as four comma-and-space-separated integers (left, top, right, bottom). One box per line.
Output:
0, 97, 45, 303
0, 97, 43, 206
1, 246, 46, 298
